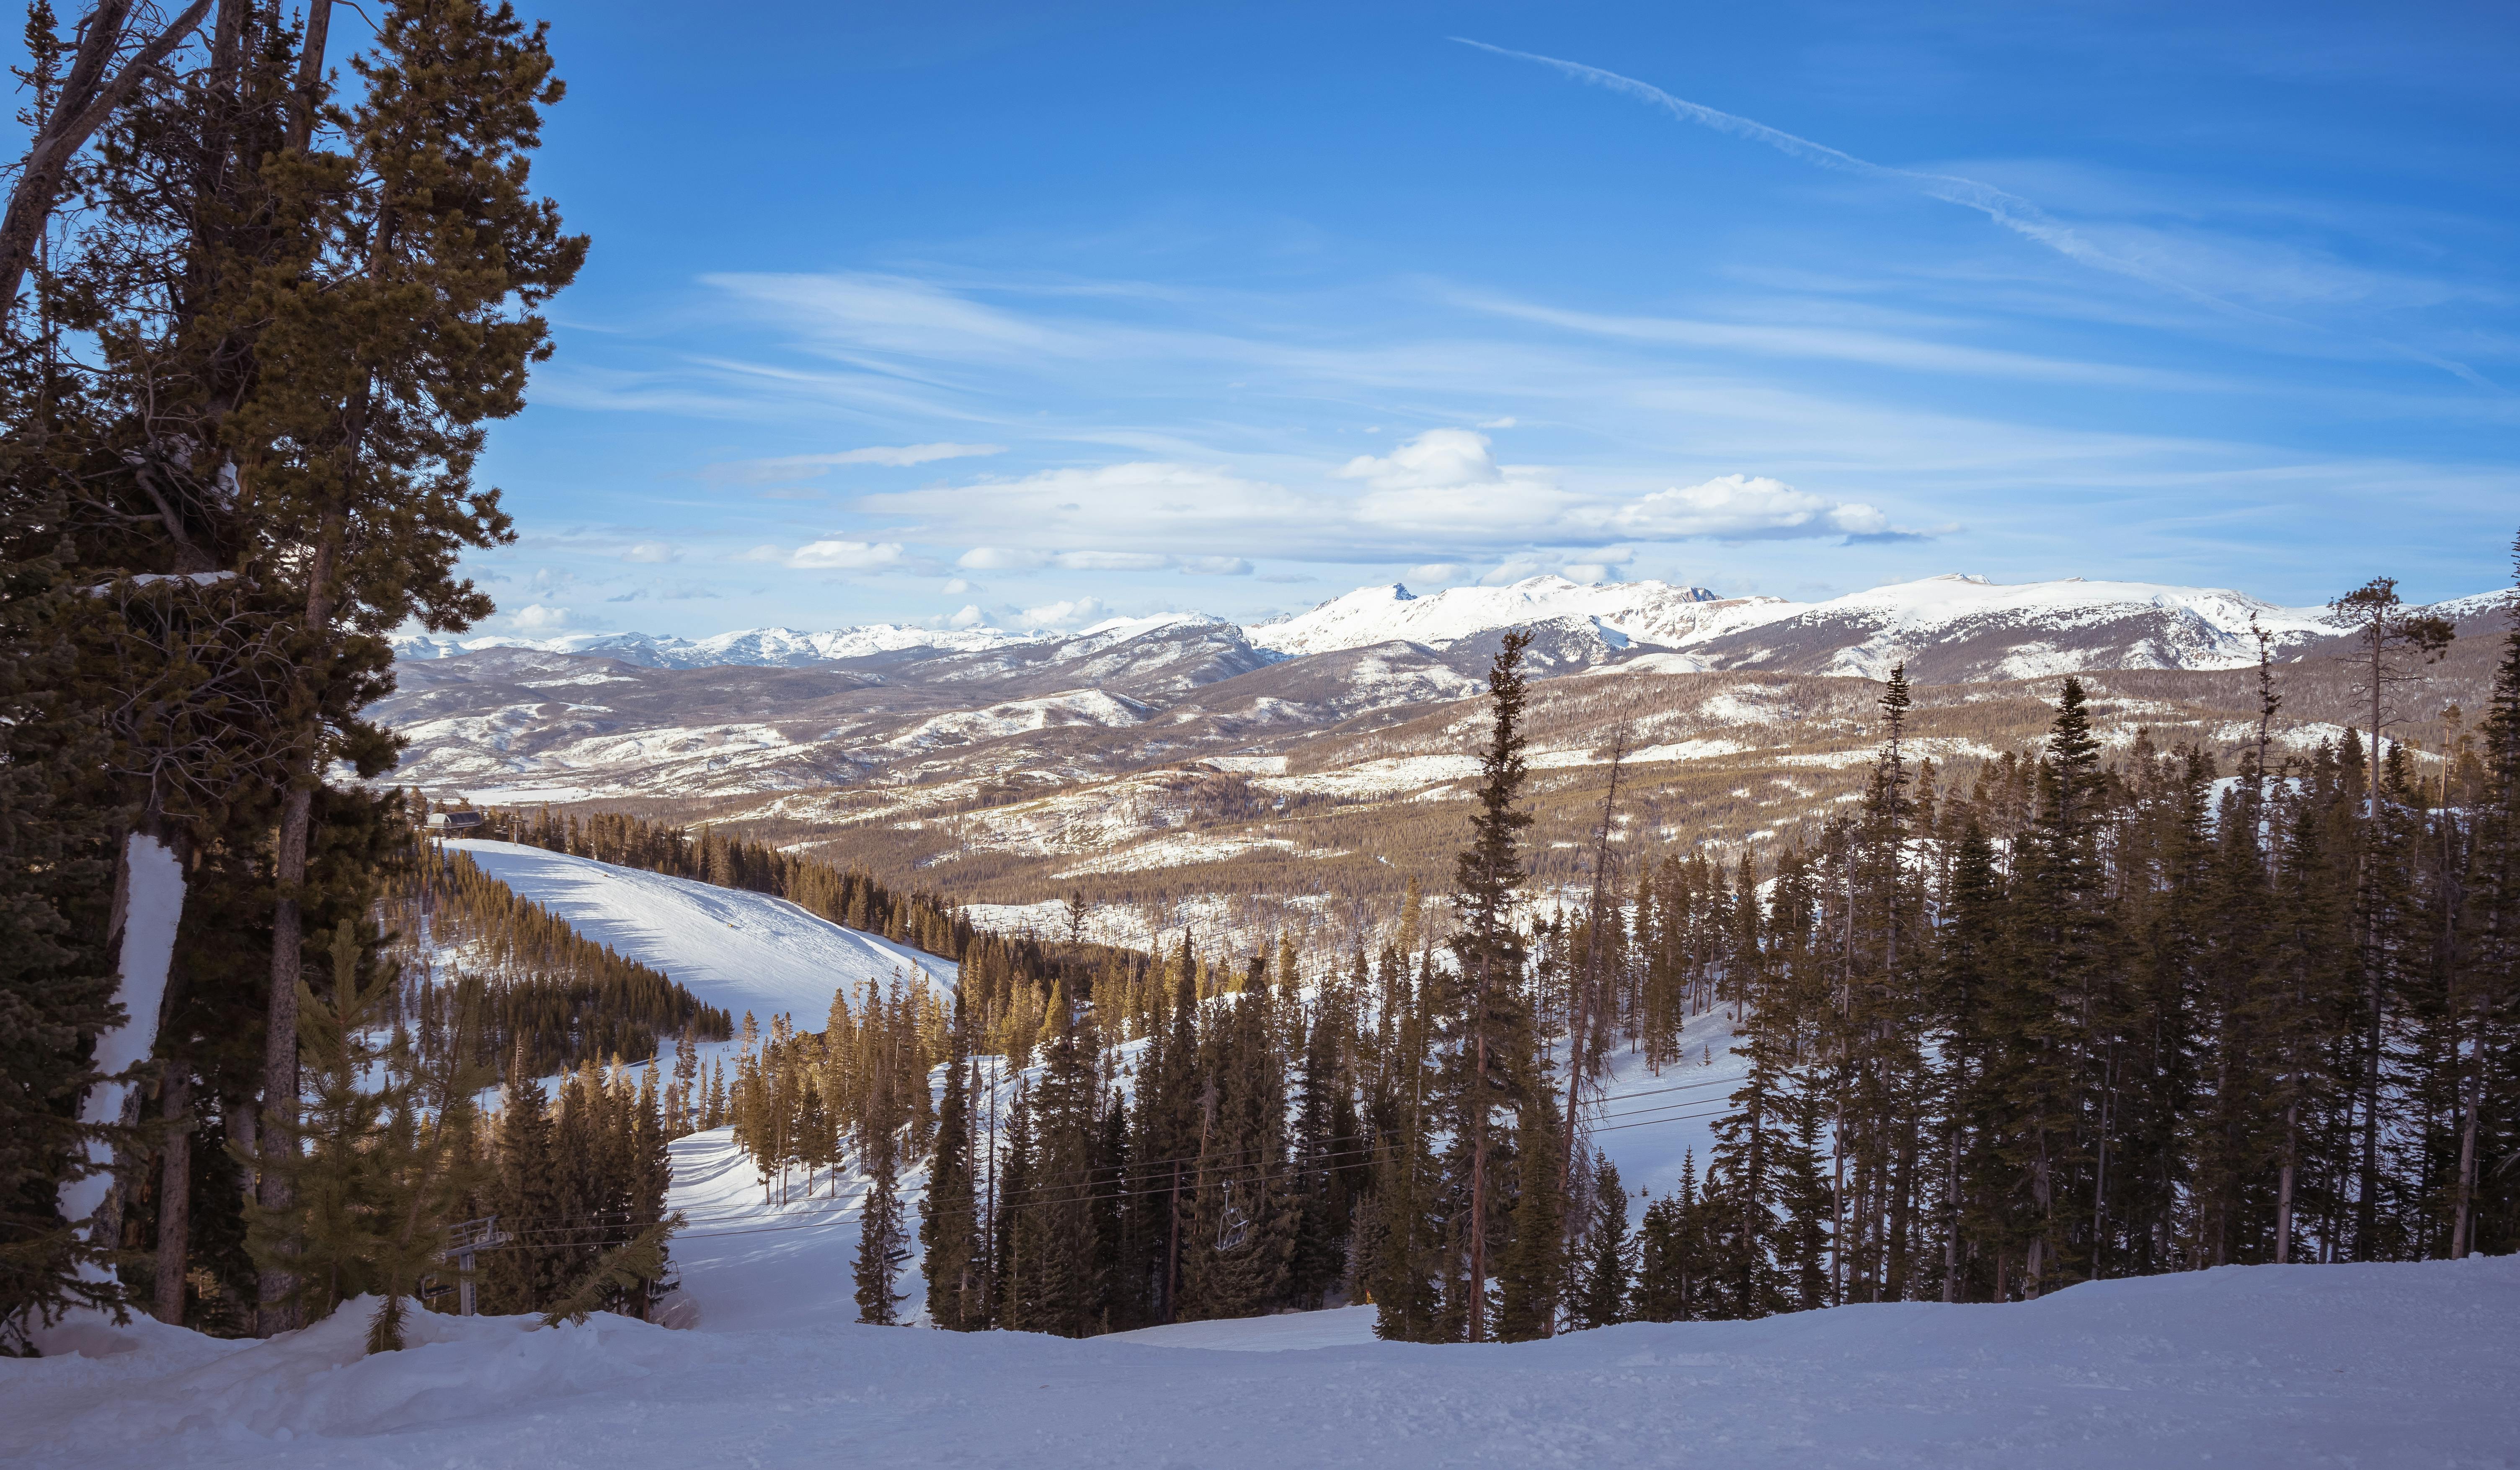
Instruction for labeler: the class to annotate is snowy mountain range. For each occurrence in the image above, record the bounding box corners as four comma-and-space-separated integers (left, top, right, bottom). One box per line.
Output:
373, 572, 2503, 807
394, 572, 2358, 679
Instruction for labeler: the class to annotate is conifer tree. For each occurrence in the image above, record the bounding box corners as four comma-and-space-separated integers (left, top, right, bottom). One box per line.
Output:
1495, 1090, 1565, 1341
853, 1067, 908, 1326
1368, 953, 1443, 1341
922, 996, 982, 1329
1571, 1153, 1631, 1330
1632, 1152, 1703, 1323
1443, 629, 1535, 1341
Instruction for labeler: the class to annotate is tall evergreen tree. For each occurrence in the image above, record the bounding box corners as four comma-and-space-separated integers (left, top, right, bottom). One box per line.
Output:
921, 996, 982, 1330
1571, 1153, 1632, 1331
1443, 629, 1535, 1341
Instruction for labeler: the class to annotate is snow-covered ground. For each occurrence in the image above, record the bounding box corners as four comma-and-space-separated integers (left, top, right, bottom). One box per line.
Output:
12, 853, 2513, 1466
660, 1127, 921, 1333
9, 1258, 2514, 1468
442, 840, 955, 1019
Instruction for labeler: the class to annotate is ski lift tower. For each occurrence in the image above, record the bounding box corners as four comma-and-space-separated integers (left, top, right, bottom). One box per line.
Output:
433, 1215, 512, 1316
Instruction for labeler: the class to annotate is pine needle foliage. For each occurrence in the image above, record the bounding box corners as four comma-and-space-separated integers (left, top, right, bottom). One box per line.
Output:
538, 1213, 684, 1328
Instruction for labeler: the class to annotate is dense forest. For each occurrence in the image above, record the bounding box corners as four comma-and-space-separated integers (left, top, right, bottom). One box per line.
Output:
683, 570, 2520, 1339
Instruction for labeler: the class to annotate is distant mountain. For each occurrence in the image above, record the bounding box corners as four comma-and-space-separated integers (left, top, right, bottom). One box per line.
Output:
1660, 574, 2342, 683
1245, 576, 1738, 658
373, 573, 2504, 810
391, 573, 2386, 681
389, 622, 1021, 668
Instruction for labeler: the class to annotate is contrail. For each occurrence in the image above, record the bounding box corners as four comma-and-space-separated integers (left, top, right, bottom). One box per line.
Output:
1451, 38, 2216, 304
1451, 37, 2497, 390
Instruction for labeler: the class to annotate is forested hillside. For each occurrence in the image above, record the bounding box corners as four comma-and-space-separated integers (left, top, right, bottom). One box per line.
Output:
666, 579, 2520, 1341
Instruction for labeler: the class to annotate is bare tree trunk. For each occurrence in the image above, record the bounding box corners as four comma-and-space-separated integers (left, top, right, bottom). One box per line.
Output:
152, 1072, 191, 1324
1562, 727, 1628, 1203
289, 0, 332, 150
2357, 642, 2386, 1259
257, 508, 343, 1334
2274, 1101, 2298, 1264
1941, 1116, 1960, 1302
0, 0, 217, 314
1467, 1022, 1487, 1342
2449, 1005, 2484, 1259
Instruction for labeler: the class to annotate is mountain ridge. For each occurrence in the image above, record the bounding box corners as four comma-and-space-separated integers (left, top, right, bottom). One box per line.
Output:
393, 571, 2411, 675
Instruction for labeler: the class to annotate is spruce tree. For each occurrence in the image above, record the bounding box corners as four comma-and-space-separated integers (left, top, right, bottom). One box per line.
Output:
1495, 1090, 1564, 1341
921, 996, 981, 1329
853, 1069, 908, 1326
1443, 629, 1535, 1341
1571, 1153, 1631, 1330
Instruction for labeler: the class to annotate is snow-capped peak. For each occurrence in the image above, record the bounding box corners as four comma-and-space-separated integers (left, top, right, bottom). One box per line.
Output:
1245, 576, 1742, 658
389, 622, 1023, 668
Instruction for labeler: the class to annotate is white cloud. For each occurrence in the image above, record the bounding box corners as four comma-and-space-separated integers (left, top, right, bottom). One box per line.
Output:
1477, 547, 1637, 585
1048, 549, 1171, 572
869, 449, 1897, 567
1019, 596, 1113, 630
959, 544, 1244, 574
510, 603, 574, 632
742, 539, 908, 570
943, 603, 989, 630
1336, 428, 1506, 490
958, 547, 1047, 571
941, 578, 977, 594
1404, 562, 1471, 586
623, 542, 676, 563
1588, 475, 1890, 540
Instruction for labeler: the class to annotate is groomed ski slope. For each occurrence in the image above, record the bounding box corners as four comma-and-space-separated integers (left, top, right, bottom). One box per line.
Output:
431, 842, 1747, 1334
441, 839, 956, 1017
7, 1257, 2514, 1469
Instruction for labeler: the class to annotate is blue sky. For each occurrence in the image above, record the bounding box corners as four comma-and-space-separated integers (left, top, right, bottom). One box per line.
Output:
326, 3, 2520, 633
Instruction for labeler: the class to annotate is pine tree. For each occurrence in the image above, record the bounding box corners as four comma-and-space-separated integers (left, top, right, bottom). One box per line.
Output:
1181, 985, 1296, 1320
245, 3, 586, 1331
921, 996, 982, 1329
1495, 1090, 1565, 1341
992, 1081, 1037, 1331
245, 922, 472, 1343
853, 1068, 908, 1326
1368, 955, 1441, 1341
1571, 1153, 1632, 1330
1444, 629, 1535, 1341
1632, 1151, 1702, 1323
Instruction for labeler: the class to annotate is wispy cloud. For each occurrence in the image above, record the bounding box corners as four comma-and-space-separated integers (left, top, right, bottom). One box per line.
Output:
705, 442, 1005, 486
1454, 291, 2226, 390
1451, 37, 2496, 389
1452, 39, 2241, 308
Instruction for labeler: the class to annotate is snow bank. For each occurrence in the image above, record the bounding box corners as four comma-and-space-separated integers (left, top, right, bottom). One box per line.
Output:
7, 1259, 2513, 1469
6, 1296, 674, 1452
